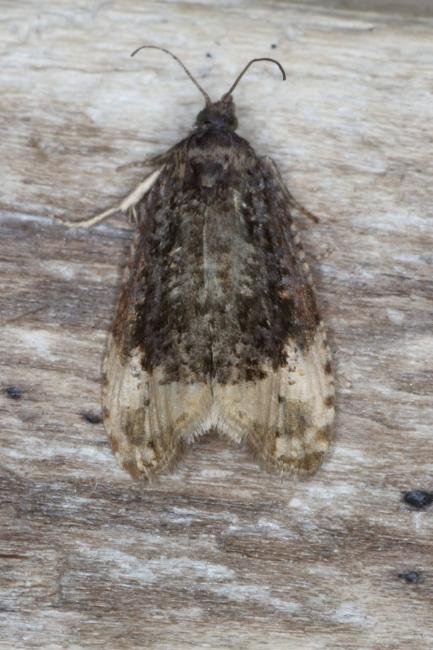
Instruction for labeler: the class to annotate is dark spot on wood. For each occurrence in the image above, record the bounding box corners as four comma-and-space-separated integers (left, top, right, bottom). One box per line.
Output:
206, 52, 212, 58
103, 407, 110, 420
324, 360, 332, 374
324, 395, 335, 408
271, 43, 277, 49
403, 490, 433, 509
278, 394, 286, 403
0, 553, 28, 560
110, 437, 119, 454
5, 386, 23, 400
398, 570, 422, 584
81, 411, 102, 425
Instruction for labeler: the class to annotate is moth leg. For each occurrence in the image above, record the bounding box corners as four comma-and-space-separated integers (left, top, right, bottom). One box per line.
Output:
263, 156, 319, 224
59, 167, 163, 229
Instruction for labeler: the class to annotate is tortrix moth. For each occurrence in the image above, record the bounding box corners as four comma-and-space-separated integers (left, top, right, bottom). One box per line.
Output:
70, 46, 335, 479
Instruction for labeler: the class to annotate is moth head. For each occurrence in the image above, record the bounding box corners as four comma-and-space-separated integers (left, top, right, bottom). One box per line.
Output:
195, 96, 238, 131
130, 46, 286, 132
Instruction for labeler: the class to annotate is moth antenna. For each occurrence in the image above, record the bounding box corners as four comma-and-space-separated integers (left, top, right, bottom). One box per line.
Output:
131, 45, 211, 106
223, 58, 286, 98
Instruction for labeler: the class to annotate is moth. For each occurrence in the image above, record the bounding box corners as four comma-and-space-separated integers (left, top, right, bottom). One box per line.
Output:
71, 46, 335, 479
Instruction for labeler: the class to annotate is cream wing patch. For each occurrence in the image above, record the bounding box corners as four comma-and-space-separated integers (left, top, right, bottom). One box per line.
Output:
213, 325, 335, 474
102, 335, 212, 479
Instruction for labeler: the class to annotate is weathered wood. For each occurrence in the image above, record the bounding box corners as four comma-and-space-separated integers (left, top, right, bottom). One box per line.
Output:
1, 1, 433, 648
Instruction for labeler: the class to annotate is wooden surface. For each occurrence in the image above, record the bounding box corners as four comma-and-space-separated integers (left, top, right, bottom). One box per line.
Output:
1, 1, 433, 648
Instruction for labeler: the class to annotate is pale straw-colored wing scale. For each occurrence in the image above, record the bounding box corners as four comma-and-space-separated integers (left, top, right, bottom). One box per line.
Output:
214, 323, 335, 475
102, 336, 212, 479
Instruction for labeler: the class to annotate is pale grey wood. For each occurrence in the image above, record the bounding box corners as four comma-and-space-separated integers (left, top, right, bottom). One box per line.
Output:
1, 1, 433, 648
285, 0, 433, 17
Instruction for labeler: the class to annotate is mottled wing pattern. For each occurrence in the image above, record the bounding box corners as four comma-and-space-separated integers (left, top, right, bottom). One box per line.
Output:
102, 156, 213, 479
205, 155, 335, 474
102, 128, 334, 478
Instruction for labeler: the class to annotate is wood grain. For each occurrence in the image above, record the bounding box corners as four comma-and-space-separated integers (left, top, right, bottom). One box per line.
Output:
1, 1, 433, 648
